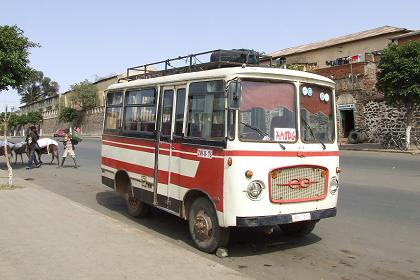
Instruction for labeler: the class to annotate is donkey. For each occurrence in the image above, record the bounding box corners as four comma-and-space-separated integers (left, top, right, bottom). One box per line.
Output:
35, 138, 60, 166
36, 144, 60, 165
31, 138, 60, 165
11, 141, 28, 164
13, 139, 60, 165
0, 141, 14, 160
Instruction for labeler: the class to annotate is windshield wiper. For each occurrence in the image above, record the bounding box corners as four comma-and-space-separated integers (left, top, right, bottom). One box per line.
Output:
301, 118, 326, 150
240, 122, 286, 150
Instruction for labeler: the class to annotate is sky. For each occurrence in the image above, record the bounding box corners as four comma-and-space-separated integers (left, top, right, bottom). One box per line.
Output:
0, 0, 419, 111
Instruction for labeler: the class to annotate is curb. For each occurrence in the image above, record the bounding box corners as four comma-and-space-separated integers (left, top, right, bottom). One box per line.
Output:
339, 146, 420, 155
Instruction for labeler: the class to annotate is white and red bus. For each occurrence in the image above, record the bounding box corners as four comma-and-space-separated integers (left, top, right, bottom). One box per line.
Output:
101, 57, 339, 253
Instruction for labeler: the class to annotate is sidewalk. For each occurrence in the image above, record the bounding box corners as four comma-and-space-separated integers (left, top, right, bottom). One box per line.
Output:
339, 142, 420, 154
0, 172, 250, 280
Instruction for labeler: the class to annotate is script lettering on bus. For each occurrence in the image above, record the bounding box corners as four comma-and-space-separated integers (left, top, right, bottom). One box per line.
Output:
274, 128, 296, 142
197, 149, 213, 159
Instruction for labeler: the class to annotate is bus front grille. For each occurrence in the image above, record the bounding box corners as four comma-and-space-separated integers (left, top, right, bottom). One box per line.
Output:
269, 166, 328, 203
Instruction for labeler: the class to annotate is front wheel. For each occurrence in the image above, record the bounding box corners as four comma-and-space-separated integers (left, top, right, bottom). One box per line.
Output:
279, 220, 318, 237
188, 197, 230, 253
125, 192, 150, 218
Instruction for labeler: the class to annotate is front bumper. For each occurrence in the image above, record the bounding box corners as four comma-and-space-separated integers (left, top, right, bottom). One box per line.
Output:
236, 207, 337, 227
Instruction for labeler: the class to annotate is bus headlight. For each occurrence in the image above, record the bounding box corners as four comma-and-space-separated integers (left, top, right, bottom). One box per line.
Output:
329, 176, 339, 194
247, 180, 265, 200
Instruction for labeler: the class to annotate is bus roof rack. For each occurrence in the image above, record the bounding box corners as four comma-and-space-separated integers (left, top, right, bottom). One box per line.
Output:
118, 49, 273, 82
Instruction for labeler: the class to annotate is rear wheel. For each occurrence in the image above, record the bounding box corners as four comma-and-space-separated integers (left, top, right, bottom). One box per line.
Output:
125, 191, 150, 218
279, 220, 318, 237
188, 197, 230, 253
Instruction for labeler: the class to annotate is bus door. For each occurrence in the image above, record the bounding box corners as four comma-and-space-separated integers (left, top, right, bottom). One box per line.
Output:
154, 87, 175, 210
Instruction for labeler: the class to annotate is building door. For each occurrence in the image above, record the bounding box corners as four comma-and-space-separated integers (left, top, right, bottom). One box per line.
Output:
155, 87, 174, 210
340, 109, 355, 137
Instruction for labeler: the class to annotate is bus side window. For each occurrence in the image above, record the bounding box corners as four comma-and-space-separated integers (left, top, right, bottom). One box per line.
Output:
161, 90, 174, 136
104, 91, 123, 132
186, 80, 225, 140
174, 88, 186, 137
123, 88, 156, 135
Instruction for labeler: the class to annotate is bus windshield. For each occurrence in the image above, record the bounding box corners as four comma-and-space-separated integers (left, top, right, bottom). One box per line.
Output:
300, 84, 335, 143
239, 81, 296, 142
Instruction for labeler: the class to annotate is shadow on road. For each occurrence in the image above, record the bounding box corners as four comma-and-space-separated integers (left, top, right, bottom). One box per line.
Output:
96, 191, 322, 256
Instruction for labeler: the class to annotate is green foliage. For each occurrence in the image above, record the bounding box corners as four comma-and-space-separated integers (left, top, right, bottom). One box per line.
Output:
286, 64, 304, 71
376, 41, 420, 106
69, 80, 98, 110
26, 111, 43, 124
0, 25, 39, 92
8, 113, 20, 128
17, 114, 29, 126
59, 107, 79, 124
18, 70, 59, 104
70, 134, 82, 145
2, 111, 41, 128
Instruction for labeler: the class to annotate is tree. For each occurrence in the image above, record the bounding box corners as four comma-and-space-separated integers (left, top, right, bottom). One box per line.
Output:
0, 25, 39, 92
376, 41, 420, 148
0, 25, 38, 188
17, 70, 59, 104
69, 80, 98, 110
26, 111, 43, 125
7, 113, 20, 135
59, 107, 79, 128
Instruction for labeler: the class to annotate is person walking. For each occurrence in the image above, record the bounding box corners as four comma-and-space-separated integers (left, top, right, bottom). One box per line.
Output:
26, 126, 41, 169
59, 132, 78, 168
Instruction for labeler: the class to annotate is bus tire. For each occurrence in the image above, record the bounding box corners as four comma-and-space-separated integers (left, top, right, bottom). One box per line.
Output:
348, 130, 359, 144
279, 220, 317, 237
188, 197, 230, 253
125, 192, 150, 218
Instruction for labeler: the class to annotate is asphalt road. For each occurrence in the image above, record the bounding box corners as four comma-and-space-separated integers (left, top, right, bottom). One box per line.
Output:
3, 138, 420, 280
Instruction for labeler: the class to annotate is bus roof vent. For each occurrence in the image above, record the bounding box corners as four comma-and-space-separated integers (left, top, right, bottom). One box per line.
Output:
118, 49, 272, 82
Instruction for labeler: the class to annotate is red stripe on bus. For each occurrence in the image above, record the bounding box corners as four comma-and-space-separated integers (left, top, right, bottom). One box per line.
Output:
102, 135, 227, 156
103, 140, 224, 160
103, 140, 156, 154
101, 156, 225, 211
102, 135, 170, 149
102, 157, 169, 184
225, 150, 339, 157
103, 135, 338, 158
103, 139, 338, 158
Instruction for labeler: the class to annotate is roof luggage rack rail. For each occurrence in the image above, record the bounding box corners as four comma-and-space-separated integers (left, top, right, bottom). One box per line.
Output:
118, 49, 273, 82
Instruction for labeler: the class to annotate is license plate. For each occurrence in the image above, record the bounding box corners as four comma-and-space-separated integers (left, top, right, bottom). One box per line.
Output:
292, 212, 311, 222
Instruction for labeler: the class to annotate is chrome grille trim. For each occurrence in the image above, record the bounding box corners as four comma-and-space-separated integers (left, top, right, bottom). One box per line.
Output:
270, 166, 328, 203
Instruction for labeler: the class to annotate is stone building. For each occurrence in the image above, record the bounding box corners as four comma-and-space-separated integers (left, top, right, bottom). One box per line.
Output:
18, 75, 119, 136
264, 26, 419, 143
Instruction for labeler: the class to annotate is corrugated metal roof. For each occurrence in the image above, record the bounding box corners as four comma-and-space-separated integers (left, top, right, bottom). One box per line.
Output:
269, 26, 409, 58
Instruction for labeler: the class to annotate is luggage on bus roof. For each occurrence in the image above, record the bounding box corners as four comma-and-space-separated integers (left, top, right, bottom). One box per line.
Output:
210, 49, 260, 65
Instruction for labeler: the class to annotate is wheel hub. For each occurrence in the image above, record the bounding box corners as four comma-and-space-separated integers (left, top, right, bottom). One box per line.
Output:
127, 194, 139, 209
194, 210, 213, 241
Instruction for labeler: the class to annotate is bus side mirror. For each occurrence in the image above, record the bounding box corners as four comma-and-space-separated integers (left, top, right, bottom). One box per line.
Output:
227, 81, 241, 109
